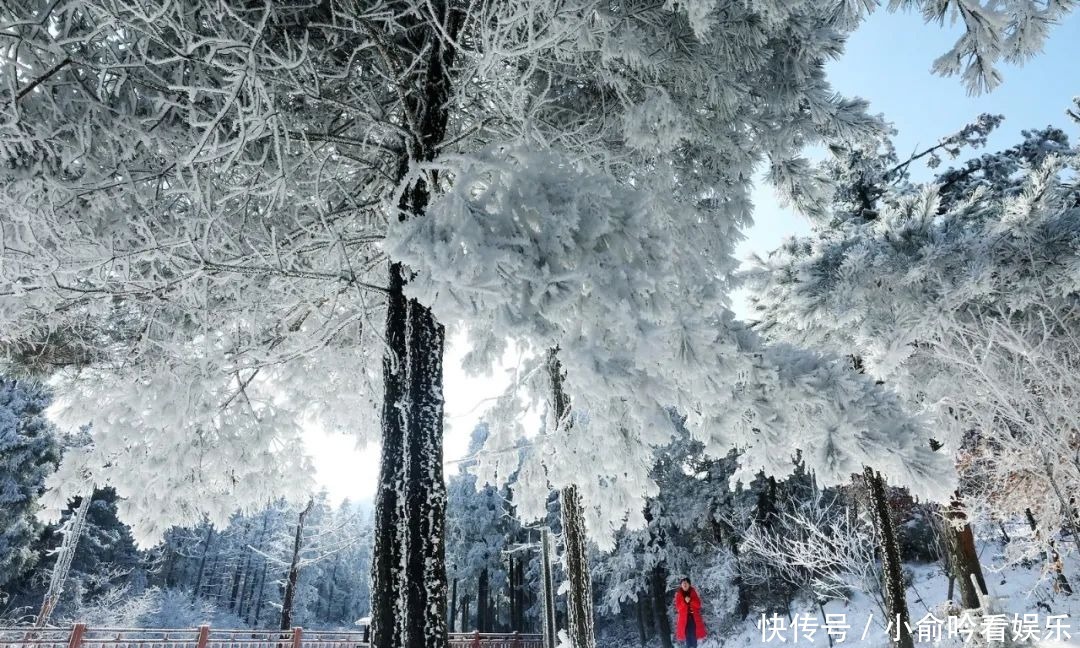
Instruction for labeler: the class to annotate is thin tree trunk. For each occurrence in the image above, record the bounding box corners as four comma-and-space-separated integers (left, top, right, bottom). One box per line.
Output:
240, 550, 261, 620
228, 520, 252, 613
636, 594, 648, 647
941, 496, 988, 610
449, 578, 458, 633
252, 561, 269, 626
239, 511, 271, 616
461, 595, 471, 633
649, 565, 674, 648
280, 499, 315, 631
730, 537, 750, 619
189, 527, 214, 602
630, 596, 648, 643
516, 556, 526, 631
35, 489, 93, 627
163, 546, 179, 587
507, 556, 516, 632
204, 549, 222, 603
863, 467, 914, 648
540, 528, 558, 648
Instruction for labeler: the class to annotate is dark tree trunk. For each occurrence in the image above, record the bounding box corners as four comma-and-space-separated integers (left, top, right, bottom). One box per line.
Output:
229, 518, 253, 613
240, 511, 271, 616
371, 241, 448, 648
461, 595, 471, 633
516, 555, 526, 631
240, 547, 262, 620
369, 3, 461, 645
863, 467, 914, 648
560, 485, 595, 648
163, 547, 179, 587
252, 561, 269, 626
507, 557, 515, 632
227, 563, 245, 614
477, 568, 490, 632
449, 578, 458, 633
372, 258, 408, 646
730, 534, 750, 619
649, 565, 674, 648
636, 593, 649, 647
941, 496, 988, 610
402, 297, 448, 648
190, 526, 214, 602
280, 499, 315, 631
204, 546, 222, 602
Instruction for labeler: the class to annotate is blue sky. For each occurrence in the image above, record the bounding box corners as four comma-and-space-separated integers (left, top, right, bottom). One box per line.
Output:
732, 5, 1080, 318
311, 7, 1080, 503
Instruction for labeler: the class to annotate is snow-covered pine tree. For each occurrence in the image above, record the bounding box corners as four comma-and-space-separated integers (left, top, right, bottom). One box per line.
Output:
24, 485, 141, 626
746, 109, 1080, 609
446, 425, 519, 633
0, 378, 59, 600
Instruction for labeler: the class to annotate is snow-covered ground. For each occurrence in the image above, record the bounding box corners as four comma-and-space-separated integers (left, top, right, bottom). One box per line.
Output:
708, 547, 1080, 648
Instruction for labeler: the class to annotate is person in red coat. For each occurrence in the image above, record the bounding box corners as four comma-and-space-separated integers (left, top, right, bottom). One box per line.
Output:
673, 577, 707, 647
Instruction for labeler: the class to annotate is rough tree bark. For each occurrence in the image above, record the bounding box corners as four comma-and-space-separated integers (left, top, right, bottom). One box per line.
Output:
863, 467, 914, 648
941, 495, 988, 610
369, 3, 461, 647
280, 499, 315, 631
560, 485, 596, 648
546, 349, 597, 648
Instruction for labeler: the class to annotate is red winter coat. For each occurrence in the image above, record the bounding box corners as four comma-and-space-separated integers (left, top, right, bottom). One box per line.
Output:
673, 587, 707, 641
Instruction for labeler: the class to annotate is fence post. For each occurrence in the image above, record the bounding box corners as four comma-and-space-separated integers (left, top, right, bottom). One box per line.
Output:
511, 631, 521, 648
196, 625, 210, 648
67, 624, 86, 648
470, 630, 481, 648
291, 627, 303, 648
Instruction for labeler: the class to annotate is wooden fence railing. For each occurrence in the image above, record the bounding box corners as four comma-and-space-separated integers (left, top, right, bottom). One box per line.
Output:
0, 626, 543, 648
